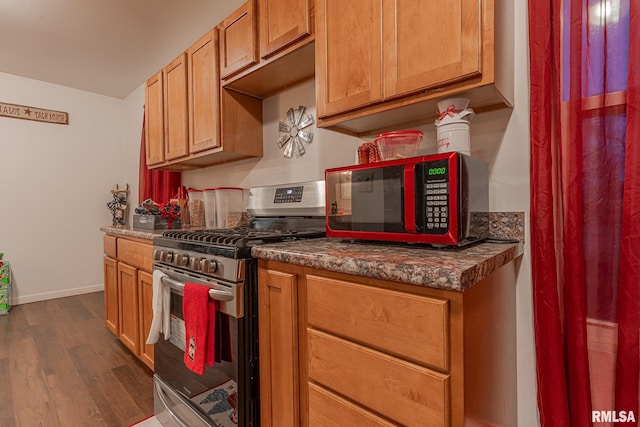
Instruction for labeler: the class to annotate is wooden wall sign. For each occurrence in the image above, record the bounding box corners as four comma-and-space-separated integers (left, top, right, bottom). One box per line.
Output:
0, 101, 69, 125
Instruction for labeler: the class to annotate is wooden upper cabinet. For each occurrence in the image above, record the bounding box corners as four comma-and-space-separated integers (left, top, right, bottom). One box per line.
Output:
315, 0, 499, 134
316, 0, 382, 118
164, 53, 189, 161
220, 0, 314, 98
219, 1, 258, 79
145, 71, 164, 166
188, 29, 221, 154
382, 0, 481, 99
259, 0, 311, 59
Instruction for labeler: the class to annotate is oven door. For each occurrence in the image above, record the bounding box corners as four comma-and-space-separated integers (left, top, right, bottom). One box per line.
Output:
152, 263, 258, 427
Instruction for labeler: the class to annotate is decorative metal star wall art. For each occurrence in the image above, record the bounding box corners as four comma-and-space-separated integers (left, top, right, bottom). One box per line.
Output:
277, 105, 314, 158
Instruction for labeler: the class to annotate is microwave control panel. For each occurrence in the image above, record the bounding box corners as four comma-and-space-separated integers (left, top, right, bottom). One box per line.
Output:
423, 160, 450, 233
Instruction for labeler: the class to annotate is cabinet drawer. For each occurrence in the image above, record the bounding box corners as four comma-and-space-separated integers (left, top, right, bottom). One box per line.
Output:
117, 239, 153, 271
306, 275, 449, 370
104, 235, 117, 258
308, 329, 449, 427
308, 383, 398, 427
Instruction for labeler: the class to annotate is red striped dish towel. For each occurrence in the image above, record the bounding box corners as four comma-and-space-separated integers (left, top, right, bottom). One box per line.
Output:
183, 283, 216, 375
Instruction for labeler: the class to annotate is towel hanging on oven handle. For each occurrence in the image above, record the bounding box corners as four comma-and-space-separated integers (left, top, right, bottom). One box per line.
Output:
160, 276, 234, 302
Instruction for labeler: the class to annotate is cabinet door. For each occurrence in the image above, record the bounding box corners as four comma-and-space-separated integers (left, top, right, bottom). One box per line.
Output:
188, 29, 221, 154
258, 268, 299, 427
138, 270, 154, 370
382, 0, 481, 98
118, 262, 140, 355
103, 256, 119, 336
145, 71, 165, 166
164, 53, 189, 161
259, 0, 310, 59
316, 0, 382, 118
219, 1, 258, 79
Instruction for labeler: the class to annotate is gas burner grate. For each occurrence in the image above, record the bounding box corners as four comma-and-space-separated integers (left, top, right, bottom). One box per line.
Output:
160, 228, 324, 249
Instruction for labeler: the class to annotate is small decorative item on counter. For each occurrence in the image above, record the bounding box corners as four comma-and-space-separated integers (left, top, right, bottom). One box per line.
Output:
170, 186, 189, 225
357, 142, 381, 164
0, 253, 11, 315
434, 97, 475, 156
160, 201, 182, 229
374, 130, 423, 161
188, 189, 206, 227
135, 198, 163, 215
107, 184, 130, 227
133, 199, 182, 230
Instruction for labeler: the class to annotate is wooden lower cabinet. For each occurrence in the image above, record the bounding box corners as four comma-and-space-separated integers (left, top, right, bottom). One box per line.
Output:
103, 256, 118, 336
103, 235, 154, 370
258, 268, 299, 427
118, 262, 140, 355
138, 270, 155, 369
257, 259, 517, 427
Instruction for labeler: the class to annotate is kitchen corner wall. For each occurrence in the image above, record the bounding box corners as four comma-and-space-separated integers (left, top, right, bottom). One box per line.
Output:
0, 71, 126, 304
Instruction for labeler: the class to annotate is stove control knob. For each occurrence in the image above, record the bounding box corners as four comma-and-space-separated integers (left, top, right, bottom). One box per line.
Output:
175, 254, 189, 267
189, 257, 201, 271
200, 259, 218, 274
164, 252, 174, 263
152, 250, 162, 261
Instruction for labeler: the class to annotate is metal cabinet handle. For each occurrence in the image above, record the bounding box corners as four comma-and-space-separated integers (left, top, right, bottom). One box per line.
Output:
160, 276, 234, 302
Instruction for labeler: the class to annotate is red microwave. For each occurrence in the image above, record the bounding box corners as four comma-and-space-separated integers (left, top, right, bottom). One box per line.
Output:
325, 152, 489, 246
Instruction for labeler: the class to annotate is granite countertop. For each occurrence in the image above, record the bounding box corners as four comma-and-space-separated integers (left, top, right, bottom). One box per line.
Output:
103, 212, 525, 291
251, 238, 523, 292
100, 225, 164, 241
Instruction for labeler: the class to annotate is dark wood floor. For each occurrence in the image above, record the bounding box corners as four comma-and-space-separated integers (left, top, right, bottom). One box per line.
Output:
0, 292, 154, 427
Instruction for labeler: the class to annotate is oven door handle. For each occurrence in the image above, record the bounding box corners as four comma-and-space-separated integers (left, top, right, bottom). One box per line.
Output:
160, 276, 235, 302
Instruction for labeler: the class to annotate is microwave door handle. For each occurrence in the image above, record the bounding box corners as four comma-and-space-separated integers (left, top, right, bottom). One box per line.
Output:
160, 276, 235, 302
403, 164, 417, 233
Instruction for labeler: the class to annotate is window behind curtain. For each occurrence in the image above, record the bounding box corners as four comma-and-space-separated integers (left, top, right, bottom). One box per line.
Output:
562, 0, 630, 322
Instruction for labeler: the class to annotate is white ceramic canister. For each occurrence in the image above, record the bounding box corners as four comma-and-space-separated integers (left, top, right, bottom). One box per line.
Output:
436, 120, 471, 156
435, 105, 474, 156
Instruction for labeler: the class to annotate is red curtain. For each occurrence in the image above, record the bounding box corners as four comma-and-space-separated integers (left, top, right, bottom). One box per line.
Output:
138, 108, 181, 205
529, 0, 639, 425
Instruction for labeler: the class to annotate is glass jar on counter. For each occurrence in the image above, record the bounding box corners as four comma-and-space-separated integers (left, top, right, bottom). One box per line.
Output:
187, 189, 206, 227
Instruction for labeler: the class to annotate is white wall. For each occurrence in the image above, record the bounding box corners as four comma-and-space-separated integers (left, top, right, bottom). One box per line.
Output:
122, 84, 145, 210
0, 72, 126, 304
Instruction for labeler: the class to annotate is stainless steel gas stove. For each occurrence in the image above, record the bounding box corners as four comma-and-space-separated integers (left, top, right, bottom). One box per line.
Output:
152, 180, 325, 427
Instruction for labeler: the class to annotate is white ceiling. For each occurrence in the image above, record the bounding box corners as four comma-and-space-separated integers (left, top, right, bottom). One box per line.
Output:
0, 0, 243, 99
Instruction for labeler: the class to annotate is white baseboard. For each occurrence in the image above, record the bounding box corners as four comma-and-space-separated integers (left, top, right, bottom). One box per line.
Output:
12, 283, 104, 306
